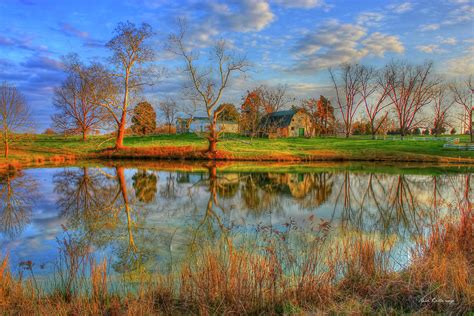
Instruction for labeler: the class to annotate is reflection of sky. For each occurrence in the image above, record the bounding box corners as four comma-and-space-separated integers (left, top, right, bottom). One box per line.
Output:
0, 167, 471, 277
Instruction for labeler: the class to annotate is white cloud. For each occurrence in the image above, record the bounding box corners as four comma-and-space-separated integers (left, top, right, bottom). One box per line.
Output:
439, 37, 457, 45
388, 2, 414, 13
273, 0, 325, 8
292, 20, 404, 71
416, 44, 443, 53
449, 0, 470, 4
362, 32, 405, 57
356, 12, 385, 26
214, 0, 275, 33
419, 23, 440, 31
445, 46, 474, 75
444, 4, 474, 25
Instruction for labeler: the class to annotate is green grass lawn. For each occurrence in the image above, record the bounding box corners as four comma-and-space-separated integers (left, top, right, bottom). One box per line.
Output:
2, 133, 473, 166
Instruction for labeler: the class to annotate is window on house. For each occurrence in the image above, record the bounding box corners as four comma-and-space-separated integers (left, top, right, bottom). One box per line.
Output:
291, 127, 294, 131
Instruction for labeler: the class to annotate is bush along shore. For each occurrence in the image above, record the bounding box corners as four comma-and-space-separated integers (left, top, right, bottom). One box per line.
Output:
0, 204, 472, 315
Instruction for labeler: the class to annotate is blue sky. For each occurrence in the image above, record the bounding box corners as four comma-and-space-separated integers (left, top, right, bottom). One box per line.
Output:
0, 0, 473, 131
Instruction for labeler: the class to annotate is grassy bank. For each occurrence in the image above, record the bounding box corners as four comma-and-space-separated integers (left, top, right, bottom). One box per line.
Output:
0, 206, 472, 314
1, 133, 473, 169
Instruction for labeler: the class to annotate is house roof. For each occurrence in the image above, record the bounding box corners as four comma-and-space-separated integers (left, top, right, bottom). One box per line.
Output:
259, 110, 297, 129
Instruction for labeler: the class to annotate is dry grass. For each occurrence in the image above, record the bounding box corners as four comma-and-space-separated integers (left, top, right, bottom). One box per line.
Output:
0, 208, 472, 315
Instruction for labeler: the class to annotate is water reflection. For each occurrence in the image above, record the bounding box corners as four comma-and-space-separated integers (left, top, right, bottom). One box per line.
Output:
0, 164, 471, 278
0, 170, 38, 238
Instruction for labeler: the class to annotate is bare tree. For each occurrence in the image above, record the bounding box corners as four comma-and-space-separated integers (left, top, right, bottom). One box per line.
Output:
105, 21, 155, 149
168, 20, 248, 154
383, 61, 437, 139
329, 64, 365, 138
431, 84, 453, 137
360, 66, 392, 139
52, 55, 106, 140
159, 98, 178, 134
450, 75, 473, 142
258, 84, 293, 113
0, 82, 31, 158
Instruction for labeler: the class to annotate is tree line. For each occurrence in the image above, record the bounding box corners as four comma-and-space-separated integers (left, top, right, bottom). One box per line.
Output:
0, 19, 472, 158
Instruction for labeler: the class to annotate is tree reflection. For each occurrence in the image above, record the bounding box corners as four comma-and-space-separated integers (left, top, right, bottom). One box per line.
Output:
0, 170, 37, 238
132, 169, 157, 203
185, 164, 231, 254
333, 172, 437, 239
50, 165, 470, 277
54, 166, 158, 275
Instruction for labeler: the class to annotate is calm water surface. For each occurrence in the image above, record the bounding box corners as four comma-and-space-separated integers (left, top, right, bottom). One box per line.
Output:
0, 163, 472, 282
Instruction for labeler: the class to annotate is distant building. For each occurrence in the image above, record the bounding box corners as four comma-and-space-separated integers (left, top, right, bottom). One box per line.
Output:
258, 109, 313, 138
176, 115, 239, 134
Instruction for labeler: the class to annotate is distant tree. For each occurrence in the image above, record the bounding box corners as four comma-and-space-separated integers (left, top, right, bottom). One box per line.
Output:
216, 103, 239, 122
383, 61, 438, 140
0, 82, 31, 158
105, 21, 156, 149
302, 95, 335, 136
450, 128, 456, 135
158, 98, 178, 134
43, 128, 56, 135
168, 19, 248, 154
431, 84, 453, 137
450, 75, 473, 142
131, 101, 156, 135
352, 120, 370, 135
329, 63, 365, 138
240, 90, 265, 137
52, 55, 106, 141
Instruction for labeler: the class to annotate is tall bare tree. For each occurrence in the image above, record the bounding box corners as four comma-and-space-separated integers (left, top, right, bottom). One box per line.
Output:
168, 20, 248, 154
158, 98, 178, 134
329, 63, 365, 138
52, 55, 106, 140
450, 75, 473, 142
105, 21, 155, 149
0, 82, 31, 158
360, 66, 392, 139
383, 61, 437, 139
258, 84, 293, 113
431, 84, 453, 137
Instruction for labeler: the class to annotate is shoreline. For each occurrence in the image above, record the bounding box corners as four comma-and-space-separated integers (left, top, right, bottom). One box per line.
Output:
1, 148, 473, 172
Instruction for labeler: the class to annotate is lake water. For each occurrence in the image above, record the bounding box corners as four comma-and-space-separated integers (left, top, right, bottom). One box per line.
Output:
0, 162, 472, 283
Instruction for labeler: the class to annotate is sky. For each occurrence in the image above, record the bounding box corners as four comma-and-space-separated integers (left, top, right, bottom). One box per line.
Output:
0, 0, 473, 131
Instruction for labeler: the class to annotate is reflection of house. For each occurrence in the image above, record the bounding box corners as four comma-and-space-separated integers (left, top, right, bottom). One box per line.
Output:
176, 116, 238, 134
259, 109, 312, 138
268, 173, 313, 199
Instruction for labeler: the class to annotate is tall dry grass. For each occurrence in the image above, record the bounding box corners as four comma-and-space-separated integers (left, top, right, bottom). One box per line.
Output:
0, 208, 472, 314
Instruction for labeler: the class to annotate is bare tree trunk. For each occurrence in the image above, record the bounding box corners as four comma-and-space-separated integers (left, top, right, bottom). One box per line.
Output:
469, 110, 473, 143
208, 114, 218, 154
115, 73, 129, 149
82, 130, 87, 141
4, 139, 8, 158
116, 117, 126, 149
